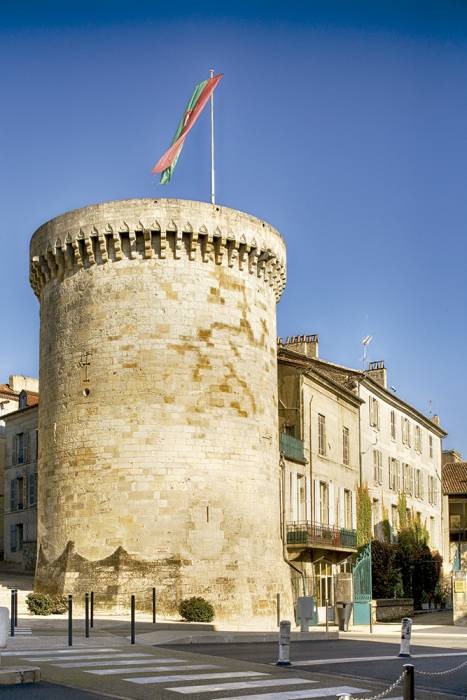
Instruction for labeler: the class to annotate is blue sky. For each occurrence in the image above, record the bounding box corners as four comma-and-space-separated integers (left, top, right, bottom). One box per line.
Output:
1, 1, 466, 454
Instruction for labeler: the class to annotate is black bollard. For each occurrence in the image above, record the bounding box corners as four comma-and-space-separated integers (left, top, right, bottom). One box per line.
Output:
14, 589, 18, 627
10, 590, 15, 637
276, 593, 280, 628
403, 664, 415, 700
68, 594, 73, 647
130, 594, 136, 644
85, 593, 90, 638
90, 591, 94, 628
152, 587, 156, 624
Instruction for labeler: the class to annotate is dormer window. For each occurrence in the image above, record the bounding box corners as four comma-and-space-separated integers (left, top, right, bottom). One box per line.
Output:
19, 391, 27, 410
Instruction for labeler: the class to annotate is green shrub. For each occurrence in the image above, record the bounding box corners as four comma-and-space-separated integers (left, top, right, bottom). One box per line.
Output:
26, 592, 53, 615
179, 596, 214, 622
50, 595, 68, 614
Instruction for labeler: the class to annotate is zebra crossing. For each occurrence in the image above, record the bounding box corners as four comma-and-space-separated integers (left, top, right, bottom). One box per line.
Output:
3, 646, 376, 698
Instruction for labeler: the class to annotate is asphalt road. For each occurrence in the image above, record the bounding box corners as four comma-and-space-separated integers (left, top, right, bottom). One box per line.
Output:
165, 638, 467, 697
0, 682, 110, 699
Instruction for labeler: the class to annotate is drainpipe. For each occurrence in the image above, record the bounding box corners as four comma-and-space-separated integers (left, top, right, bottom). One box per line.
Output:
280, 456, 307, 596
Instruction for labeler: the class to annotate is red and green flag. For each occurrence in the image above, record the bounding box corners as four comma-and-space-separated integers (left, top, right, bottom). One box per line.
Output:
152, 73, 223, 184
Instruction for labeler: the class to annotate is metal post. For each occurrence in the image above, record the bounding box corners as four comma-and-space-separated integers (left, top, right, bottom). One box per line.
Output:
90, 591, 94, 628
85, 593, 90, 638
10, 590, 15, 637
14, 589, 18, 627
130, 594, 135, 644
403, 664, 415, 700
399, 617, 412, 657
325, 598, 329, 634
152, 587, 156, 624
369, 602, 373, 634
209, 68, 215, 204
276, 593, 280, 628
68, 595, 73, 647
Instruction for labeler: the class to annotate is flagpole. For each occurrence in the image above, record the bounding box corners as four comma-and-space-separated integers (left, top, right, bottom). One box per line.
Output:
210, 68, 215, 204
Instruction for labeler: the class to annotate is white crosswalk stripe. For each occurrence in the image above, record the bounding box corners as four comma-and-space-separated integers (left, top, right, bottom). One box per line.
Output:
87, 664, 220, 675
53, 657, 186, 668
23, 652, 152, 662
3, 647, 117, 656
170, 678, 317, 694
126, 671, 268, 685
211, 688, 369, 700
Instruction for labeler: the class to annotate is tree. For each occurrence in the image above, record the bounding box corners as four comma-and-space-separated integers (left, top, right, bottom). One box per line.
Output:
356, 484, 372, 547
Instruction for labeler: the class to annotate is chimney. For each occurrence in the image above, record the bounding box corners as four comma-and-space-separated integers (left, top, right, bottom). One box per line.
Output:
279, 334, 319, 359
431, 414, 440, 427
366, 361, 387, 389
442, 449, 462, 466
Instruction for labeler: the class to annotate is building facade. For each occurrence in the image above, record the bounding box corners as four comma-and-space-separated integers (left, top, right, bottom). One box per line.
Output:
3, 391, 38, 570
278, 337, 360, 622
442, 451, 467, 572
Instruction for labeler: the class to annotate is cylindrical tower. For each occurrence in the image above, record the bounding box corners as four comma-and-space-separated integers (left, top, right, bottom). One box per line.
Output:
30, 198, 291, 623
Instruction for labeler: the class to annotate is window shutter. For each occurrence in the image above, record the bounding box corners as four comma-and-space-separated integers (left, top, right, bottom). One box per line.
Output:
29, 473, 36, 506
24, 431, 30, 463
12, 435, 17, 466
305, 476, 312, 522
328, 481, 335, 526
314, 479, 321, 524
338, 487, 345, 528
351, 491, 357, 530
10, 524, 17, 553
291, 473, 298, 521
389, 457, 393, 489
378, 452, 383, 485
10, 479, 16, 511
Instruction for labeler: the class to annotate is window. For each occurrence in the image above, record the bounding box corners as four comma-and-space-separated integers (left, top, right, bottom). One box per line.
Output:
369, 397, 379, 429
415, 426, 422, 453
429, 435, 433, 459
401, 418, 412, 446
403, 463, 413, 495
17, 477, 24, 510
10, 479, 17, 511
428, 475, 437, 505
415, 469, 422, 498
344, 489, 352, 529
373, 449, 383, 485
390, 410, 396, 440
342, 427, 350, 466
318, 414, 326, 456
10, 525, 17, 553
389, 458, 400, 491
28, 473, 36, 507
16, 433, 24, 464
320, 481, 329, 524
407, 422, 411, 447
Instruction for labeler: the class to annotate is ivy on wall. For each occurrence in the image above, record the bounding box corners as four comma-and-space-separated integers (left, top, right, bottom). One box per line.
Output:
356, 484, 372, 547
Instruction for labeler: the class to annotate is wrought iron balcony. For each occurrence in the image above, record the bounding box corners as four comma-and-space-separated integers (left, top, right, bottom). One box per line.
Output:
280, 433, 306, 464
286, 521, 357, 551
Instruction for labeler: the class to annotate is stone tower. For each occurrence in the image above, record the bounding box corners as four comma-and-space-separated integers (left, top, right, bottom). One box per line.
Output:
30, 198, 291, 623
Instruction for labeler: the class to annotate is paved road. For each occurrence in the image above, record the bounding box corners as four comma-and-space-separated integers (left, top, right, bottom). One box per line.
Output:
1, 639, 464, 699
1, 682, 110, 699
165, 639, 467, 698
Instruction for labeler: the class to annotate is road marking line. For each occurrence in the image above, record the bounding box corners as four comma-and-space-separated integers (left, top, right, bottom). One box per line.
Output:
212, 687, 369, 700
126, 671, 268, 685
3, 648, 118, 656
170, 678, 317, 694
295, 651, 467, 666
53, 658, 186, 668
87, 664, 219, 675
24, 653, 152, 662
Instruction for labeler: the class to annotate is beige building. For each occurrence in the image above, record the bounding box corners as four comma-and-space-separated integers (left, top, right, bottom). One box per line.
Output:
442, 451, 467, 572
0, 376, 38, 560
278, 337, 361, 622
3, 389, 39, 571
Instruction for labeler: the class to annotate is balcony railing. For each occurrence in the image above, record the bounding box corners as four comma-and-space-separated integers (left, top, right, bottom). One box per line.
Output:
280, 433, 306, 464
286, 521, 357, 550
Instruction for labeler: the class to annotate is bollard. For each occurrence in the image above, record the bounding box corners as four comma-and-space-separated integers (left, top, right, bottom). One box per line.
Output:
68, 595, 73, 647
276, 619, 291, 666
403, 663, 415, 700
369, 602, 373, 634
130, 594, 135, 645
398, 617, 412, 657
152, 587, 156, 624
336, 694, 352, 700
90, 591, 94, 628
14, 589, 18, 627
325, 598, 329, 634
10, 591, 14, 637
276, 593, 281, 628
0, 607, 9, 654
85, 593, 90, 638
